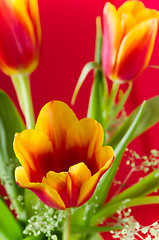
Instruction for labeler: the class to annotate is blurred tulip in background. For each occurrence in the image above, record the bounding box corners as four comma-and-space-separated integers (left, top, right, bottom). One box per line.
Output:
102, 1, 159, 82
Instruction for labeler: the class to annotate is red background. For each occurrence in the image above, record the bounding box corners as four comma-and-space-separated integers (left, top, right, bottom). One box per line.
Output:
0, 0, 159, 239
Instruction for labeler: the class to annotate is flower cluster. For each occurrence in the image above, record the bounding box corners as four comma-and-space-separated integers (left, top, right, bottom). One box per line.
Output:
0, 1, 158, 240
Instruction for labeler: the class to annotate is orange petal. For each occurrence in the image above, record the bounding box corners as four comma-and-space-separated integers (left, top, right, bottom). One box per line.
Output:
42, 171, 71, 208
95, 146, 114, 169
28, 0, 41, 45
68, 162, 91, 207
77, 157, 114, 207
13, 129, 54, 182
15, 166, 65, 209
35, 101, 78, 140
102, 2, 123, 79
65, 118, 104, 174
118, 1, 145, 16
119, 12, 137, 35
115, 19, 158, 81
15, 166, 30, 184
135, 9, 159, 23
35, 101, 78, 172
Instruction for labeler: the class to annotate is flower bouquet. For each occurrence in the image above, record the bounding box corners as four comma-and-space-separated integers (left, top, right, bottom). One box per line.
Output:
0, 0, 159, 240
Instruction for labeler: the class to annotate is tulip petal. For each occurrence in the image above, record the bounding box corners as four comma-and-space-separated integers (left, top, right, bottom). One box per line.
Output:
66, 118, 104, 174
118, 1, 145, 16
77, 157, 114, 207
15, 166, 30, 184
68, 162, 91, 207
135, 9, 159, 23
119, 13, 137, 35
35, 101, 78, 172
28, 0, 41, 46
15, 166, 65, 209
102, 2, 123, 79
13, 129, 54, 182
42, 171, 71, 208
115, 19, 158, 81
12, 0, 35, 42
36, 101, 78, 147
95, 146, 114, 169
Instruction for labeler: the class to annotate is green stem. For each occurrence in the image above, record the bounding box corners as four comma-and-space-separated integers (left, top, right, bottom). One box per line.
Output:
105, 81, 119, 130
63, 208, 71, 240
11, 75, 35, 129
71, 225, 122, 234
109, 82, 132, 125
87, 17, 108, 131
149, 65, 159, 69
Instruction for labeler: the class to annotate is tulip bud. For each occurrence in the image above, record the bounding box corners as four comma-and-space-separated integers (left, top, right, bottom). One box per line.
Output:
0, 0, 41, 75
102, 1, 159, 82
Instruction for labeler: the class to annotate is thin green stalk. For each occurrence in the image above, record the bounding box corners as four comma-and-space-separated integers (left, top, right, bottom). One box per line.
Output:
87, 17, 109, 135
149, 65, 159, 69
63, 208, 71, 240
71, 225, 122, 235
91, 196, 159, 225
11, 75, 35, 129
104, 81, 120, 130
106, 169, 159, 206
71, 61, 102, 105
109, 82, 132, 125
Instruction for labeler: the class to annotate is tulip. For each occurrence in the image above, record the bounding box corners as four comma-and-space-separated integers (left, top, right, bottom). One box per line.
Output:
102, 1, 159, 82
0, 0, 41, 75
13, 101, 114, 210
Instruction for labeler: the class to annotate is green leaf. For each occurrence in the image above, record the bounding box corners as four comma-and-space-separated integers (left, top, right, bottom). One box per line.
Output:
88, 101, 146, 212
22, 235, 45, 240
90, 234, 103, 240
0, 90, 25, 157
0, 198, 23, 240
87, 71, 108, 128
91, 196, 159, 225
109, 96, 159, 149
0, 90, 26, 222
106, 169, 159, 206
24, 190, 46, 219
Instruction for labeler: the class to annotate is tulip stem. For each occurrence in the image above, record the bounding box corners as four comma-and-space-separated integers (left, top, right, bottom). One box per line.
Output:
63, 208, 71, 240
105, 81, 119, 131
11, 75, 35, 129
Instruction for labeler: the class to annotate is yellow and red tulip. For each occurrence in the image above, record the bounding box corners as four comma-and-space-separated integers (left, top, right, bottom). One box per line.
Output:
0, 0, 41, 75
13, 101, 114, 210
102, 1, 159, 82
